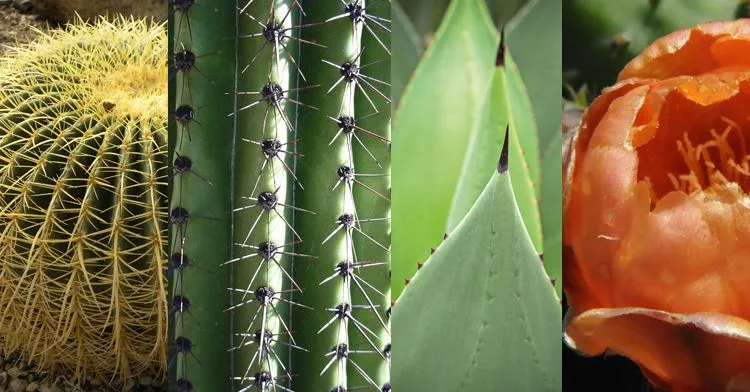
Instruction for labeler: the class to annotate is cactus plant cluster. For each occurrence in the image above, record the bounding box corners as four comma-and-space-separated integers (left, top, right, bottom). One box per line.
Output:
0, 17, 169, 384
170, 1, 391, 391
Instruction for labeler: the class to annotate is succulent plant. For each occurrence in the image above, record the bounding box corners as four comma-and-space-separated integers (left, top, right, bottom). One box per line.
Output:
0, 17, 168, 384
169, 1, 391, 391
391, 0, 561, 390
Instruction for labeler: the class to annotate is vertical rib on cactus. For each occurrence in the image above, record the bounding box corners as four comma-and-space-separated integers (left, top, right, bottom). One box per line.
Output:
230, 1, 299, 390
171, 2, 234, 390
169, 1, 390, 390
294, 1, 391, 390
0, 17, 168, 384
349, 5, 392, 388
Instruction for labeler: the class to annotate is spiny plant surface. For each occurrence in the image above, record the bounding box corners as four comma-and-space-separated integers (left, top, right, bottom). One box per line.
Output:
391, 0, 561, 390
170, 1, 391, 391
392, 0, 563, 299
0, 17, 169, 384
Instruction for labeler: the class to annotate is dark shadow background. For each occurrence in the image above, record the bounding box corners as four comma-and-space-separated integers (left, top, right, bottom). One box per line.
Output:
562, 296, 657, 392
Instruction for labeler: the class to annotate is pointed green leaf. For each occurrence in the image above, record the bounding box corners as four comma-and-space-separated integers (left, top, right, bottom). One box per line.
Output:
504, 53, 541, 199
393, 169, 562, 391
507, 0, 563, 297
445, 51, 542, 253
392, 0, 498, 298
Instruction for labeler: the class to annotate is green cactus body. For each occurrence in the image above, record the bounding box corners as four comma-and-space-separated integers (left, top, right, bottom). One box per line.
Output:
171, 1, 234, 390
292, 2, 362, 390
170, 1, 390, 390
0, 17, 168, 384
292, 2, 391, 390
231, 0, 297, 389
348, 23, 391, 390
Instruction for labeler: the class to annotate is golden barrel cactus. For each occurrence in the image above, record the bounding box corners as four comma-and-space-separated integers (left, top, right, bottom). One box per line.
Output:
0, 17, 168, 382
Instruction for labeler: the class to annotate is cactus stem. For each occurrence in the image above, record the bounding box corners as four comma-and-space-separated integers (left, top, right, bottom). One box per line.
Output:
231, 83, 319, 132
327, 113, 391, 145
234, 370, 291, 392
334, 166, 390, 203
171, 0, 196, 42
238, 6, 322, 79
239, 138, 304, 193
172, 45, 217, 96
173, 104, 201, 148
171, 1, 391, 389
326, 0, 391, 55
173, 153, 214, 188
322, 54, 390, 112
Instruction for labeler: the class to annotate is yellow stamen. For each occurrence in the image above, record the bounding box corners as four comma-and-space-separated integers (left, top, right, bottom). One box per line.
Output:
671, 118, 749, 195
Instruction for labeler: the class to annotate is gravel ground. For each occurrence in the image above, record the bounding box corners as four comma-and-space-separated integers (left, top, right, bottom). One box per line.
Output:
0, 347, 168, 392
0, 3, 51, 56
0, 351, 166, 392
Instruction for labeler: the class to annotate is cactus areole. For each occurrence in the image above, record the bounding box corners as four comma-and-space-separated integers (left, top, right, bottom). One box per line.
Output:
0, 17, 168, 383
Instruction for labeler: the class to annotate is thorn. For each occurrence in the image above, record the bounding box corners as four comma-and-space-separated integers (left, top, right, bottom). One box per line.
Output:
430, 248, 435, 254
539, 253, 544, 263
496, 26, 505, 66
551, 277, 557, 287
404, 278, 410, 286
498, 125, 509, 174
417, 262, 424, 270
443, 233, 448, 240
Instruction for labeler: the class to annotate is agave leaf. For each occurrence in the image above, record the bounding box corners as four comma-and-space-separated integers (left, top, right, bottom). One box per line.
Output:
392, 0, 497, 298
393, 0, 423, 107
399, 0, 528, 40
507, 0, 563, 153
393, 158, 562, 391
541, 129, 563, 297
507, 0, 563, 296
445, 50, 542, 254
504, 53, 541, 198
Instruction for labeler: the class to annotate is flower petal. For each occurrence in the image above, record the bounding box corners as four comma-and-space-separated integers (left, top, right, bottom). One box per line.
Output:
619, 20, 750, 81
565, 308, 750, 392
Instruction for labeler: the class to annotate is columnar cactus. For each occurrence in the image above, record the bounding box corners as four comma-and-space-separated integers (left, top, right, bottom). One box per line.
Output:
0, 17, 168, 383
170, 1, 391, 391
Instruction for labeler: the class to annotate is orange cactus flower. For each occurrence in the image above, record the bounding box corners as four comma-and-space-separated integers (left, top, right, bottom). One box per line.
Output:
564, 20, 750, 392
